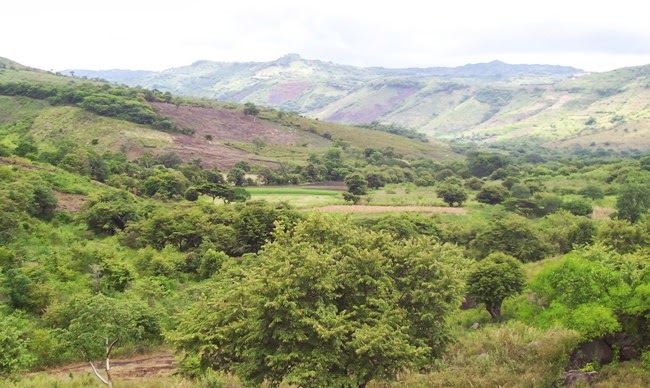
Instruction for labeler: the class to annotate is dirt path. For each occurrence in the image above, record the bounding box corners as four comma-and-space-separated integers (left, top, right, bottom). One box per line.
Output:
41, 352, 175, 380
310, 205, 467, 214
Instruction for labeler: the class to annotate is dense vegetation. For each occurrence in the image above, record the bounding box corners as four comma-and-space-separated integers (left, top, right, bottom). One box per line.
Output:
1, 63, 650, 387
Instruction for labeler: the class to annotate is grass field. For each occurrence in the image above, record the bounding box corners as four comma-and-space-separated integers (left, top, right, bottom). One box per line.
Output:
246, 186, 345, 208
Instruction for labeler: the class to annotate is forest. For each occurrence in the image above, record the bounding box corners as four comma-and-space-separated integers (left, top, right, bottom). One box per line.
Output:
0, 63, 650, 387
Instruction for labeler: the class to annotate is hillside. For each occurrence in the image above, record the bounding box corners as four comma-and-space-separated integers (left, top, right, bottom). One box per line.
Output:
0, 57, 457, 170
72, 55, 650, 152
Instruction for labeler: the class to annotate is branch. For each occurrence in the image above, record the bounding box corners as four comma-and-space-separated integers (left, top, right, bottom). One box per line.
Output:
105, 336, 120, 386
89, 361, 110, 385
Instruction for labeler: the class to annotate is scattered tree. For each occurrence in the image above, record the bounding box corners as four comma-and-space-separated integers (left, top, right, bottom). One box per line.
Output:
467, 253, 525, 321
436, 180, 467, 207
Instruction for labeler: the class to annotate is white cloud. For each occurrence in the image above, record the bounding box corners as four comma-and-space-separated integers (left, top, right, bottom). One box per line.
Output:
1, 0, 649, 72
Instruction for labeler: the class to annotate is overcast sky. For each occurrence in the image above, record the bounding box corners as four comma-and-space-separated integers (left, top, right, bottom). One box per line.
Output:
3, 0, 650, 72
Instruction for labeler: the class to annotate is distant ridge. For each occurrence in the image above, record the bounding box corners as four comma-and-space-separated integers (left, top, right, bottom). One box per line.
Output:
56, 55, 650, 151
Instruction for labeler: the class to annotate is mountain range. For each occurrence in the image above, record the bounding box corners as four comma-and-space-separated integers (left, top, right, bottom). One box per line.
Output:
71, 54, 650, 152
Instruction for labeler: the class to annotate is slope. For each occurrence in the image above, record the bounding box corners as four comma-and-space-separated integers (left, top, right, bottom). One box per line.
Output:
71, 55, 650, 152
1, 57, 458, 170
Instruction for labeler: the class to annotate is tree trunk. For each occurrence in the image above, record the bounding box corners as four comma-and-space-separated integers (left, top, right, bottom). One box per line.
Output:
486, 302, 501, 322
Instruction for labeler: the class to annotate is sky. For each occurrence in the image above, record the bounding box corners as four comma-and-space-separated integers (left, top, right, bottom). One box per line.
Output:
2, 0, 650, 72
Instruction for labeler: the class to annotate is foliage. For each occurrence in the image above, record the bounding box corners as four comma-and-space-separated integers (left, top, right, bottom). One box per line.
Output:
357, 121, 428, 142
473, 214, 548, 262
596, 219, 648, 254
46, 294, 161, 361
169, 215, 468, 386
243, 102, 259, 116
0, 81, 190, 134
617, 179, 650, 223
80, 190, 139, 235
344, 172, 368, 195
467, 253, 526, 321
226, 167, 246, 186
436, 179, 468, 207
476, 184, 509, 205
579, 185, 605, 200
561, 198, 593, 216
466, 151, 509, 178
0, 314, 33, 379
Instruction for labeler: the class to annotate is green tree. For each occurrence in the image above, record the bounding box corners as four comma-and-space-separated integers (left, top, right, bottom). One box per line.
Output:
617, 180, 650, 223
169, 215, 467, 387
473, 214, 548, 262
80, 191, 139, 235
184, 187, 200, 201
579, 185, 605, 200
476, 184, 509, 205
345, 172, 368, 195
466, 151, 509, 178
29, 184, 57, 220
561, 198, 593, 217
47, 294, 160, 387
467, 253, 525, 321
0, 314, 33, 379
436, 180, 468, 207
243, 102, 259, 118
227, 168, 246, 187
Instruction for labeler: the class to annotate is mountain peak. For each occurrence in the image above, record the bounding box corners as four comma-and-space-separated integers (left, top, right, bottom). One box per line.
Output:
273, 53, 303, 66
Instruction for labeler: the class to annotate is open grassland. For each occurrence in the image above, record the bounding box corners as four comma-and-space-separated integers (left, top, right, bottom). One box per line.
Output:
247, 186, 344, 208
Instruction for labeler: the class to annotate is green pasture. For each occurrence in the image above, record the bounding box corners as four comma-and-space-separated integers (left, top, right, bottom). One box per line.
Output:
246, 186, 345, 208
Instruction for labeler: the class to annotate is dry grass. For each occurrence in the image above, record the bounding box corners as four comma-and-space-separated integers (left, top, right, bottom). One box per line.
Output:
592, 206, 615, 220
384, 322, 580, 388
311, 205, 467, 214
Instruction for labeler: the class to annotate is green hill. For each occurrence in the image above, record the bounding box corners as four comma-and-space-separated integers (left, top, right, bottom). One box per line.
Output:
0, 57, 458, 170
72, 55, 650, 152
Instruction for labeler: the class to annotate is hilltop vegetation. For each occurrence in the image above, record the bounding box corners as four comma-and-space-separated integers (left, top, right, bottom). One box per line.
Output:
1, 57, 650, 387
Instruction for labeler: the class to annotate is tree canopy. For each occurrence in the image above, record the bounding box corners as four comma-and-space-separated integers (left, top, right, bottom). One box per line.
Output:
169, 215, 468, 387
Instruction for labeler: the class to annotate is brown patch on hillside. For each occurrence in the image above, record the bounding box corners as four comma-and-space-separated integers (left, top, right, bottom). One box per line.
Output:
0, 157, 56, 172
311, 205, 467, 214
152, 102, 309, 169
268, 81, 310, 104
327, 86, 419, 123
54, 191, 88, 213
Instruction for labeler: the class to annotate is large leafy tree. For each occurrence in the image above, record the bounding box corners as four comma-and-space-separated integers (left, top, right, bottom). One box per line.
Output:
617, 179, 650, 223
472, 214, 548, 262
467, 253, 525, 321
169, 215, 468, 387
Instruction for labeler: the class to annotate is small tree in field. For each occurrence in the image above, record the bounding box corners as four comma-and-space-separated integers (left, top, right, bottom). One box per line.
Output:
436, 180, 467, 207
343, 173, 368, 204
243, 102, 259, 121
467, 253, 525, 321
48, 295, 160, 388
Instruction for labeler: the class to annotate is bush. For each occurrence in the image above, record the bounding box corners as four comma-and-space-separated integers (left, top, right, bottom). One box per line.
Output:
561, 199, 593, 217
473, 214, 548, 262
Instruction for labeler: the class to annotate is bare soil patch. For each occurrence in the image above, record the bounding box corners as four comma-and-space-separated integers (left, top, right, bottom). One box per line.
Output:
311, 205, 467, 214
592, 206, 615, 220
42, 352, 175, 380
268, 81, 310, 104
327, 86, 419, 123
151, 102, 315, 169
54, 191, 88, 213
